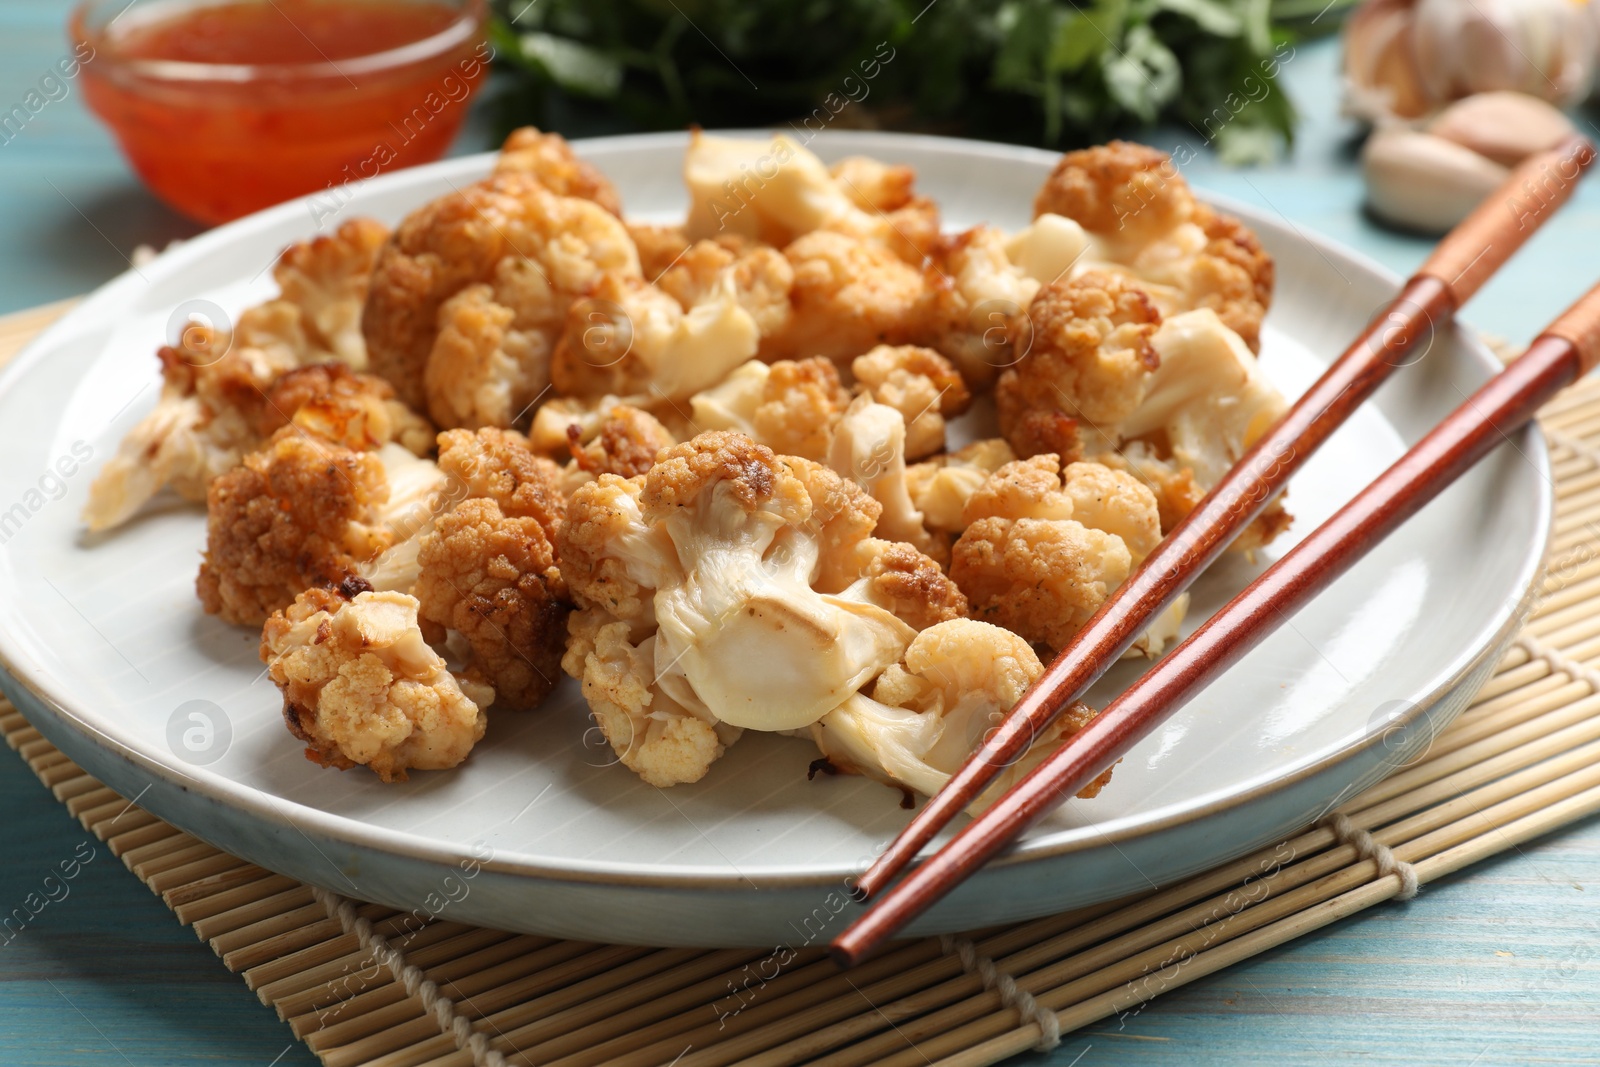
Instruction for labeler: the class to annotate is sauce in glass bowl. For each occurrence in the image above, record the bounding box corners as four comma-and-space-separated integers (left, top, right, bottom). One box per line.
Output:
72, 0, 489, 224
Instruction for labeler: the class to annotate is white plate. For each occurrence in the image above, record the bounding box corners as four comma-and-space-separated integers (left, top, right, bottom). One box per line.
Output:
0, 131, 1549, 946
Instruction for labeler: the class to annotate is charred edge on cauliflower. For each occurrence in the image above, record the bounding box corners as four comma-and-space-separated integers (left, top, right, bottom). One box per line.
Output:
436, 426, 567, 530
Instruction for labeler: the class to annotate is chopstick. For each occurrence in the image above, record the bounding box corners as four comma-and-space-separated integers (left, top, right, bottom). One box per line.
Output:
850, 135, 1597, 904
833, 278, 1600, 965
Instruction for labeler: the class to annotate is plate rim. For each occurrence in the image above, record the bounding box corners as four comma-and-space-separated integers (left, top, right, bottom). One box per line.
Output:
0, 128, 1554, 890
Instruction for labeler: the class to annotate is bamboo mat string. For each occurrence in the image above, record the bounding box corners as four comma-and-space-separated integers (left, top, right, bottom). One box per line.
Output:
936, 935, 1061, 1052
1515, 632, 1600, 692
1319, 812, 1419, 899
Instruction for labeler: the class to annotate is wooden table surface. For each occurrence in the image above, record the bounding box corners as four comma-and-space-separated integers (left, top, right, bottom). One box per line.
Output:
1, 5, 1599, 1064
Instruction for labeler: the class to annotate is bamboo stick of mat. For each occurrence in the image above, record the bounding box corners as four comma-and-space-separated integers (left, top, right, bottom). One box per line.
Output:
833, 277, 1600, 965
854, 134, 1599, 902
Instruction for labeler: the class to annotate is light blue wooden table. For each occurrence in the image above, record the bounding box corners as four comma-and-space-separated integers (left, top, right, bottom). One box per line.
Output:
1, 6, 1598, 1064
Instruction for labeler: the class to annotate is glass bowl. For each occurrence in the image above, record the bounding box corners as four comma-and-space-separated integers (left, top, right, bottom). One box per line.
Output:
71, 0, 489, 225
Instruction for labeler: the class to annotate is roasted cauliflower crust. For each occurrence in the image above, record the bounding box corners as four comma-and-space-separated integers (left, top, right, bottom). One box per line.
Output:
627, 221, 694, 281
568, 405, 676, 481
829, 157, 917, 212
413, 499, 568, 711
261, 587, 488, 782
1033, 141, 1192, 240
850, 345, 972, 461
435, 427, 567, 530
558, 475, 660, 641
1031, 142, 1273, 352
640, 430, 808, 518
197, 430, 391, 626
258, 363, 434, 456
855, 538, 968, 631
655, 240, 795, 343
273, 217, 391, 368
997, 273, 1161, 460
768, 231, 929, 364
423, 282, 551, 431
492, 127, 623, 216
905, 438, 1018, 535
952, 515, 1131, 651
362, 173, 639, 410
963, 454, 1161, 564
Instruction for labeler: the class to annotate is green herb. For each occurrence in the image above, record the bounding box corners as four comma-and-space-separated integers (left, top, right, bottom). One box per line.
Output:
489, 0, 1334, 161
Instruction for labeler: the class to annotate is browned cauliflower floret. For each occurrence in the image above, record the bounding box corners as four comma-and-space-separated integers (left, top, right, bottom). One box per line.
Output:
272, 217, 391, 369
996, 272, 1161, 460
689, 357, 852, 461
259, 363, 434, 456
422, 281, 553, 431
435, 427, 567, 529
362, 172, 639, 410
950, 454, 1176, 652
850, 345, 972, 461
492, 127, 622, 215
627, 221, 694, 280
197, 429, 392, 626
558, 430, 959, 786
906, 438, 1017, 536
261, 586, 490, 782
768, 231, 929, 364
413, 498, 568, 711
563, 404, 676, 487
549, 272, 760, 405
1032, 141, 1273, 352
830, 157, 918, 212
655, 239, 795, 344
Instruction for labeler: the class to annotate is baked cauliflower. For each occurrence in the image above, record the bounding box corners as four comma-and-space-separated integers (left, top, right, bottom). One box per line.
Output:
689, 357, 852, 461
826, 395, 936, 555
906, 438, 1018, 537
492, 127, 623, 215
271, 217, 392, 369
682, 132, 939, 263
809, 619, 1113, 806
1032, 141, 1273, 352
549, 272, 759, 406
558, 430, 962, 785
950, 453, 1184, 653
258, 363, 434, 457
924, 226, 1045, 388
196, 429, 396, 626
413, 498, 569, 711
850, 344, 972, 461
767, 230, 929, 365
362, 172, 639, 412
261, 584, 492, 782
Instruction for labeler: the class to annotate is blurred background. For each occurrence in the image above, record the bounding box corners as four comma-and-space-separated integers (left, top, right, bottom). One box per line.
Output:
9, 0, 1599, 339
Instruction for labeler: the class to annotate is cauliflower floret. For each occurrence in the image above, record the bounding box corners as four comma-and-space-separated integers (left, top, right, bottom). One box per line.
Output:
272, 217, 391, 369
492, 127, 622, 215
197, 429, 393, 626
359, 445, 453, 593
689, 357, 852, 461
549, 272, 759, 405
259, 363, 435, 457
654, 239, 795, 344
768, 231, 929, 364
906, 438, 1017, 536
808, 619, 1114, 805
830, 157, 918, 212
850, 345, 971, 460
924, 226, 1045, 389
996, 272, 1162, 460
434, 427, 567, 528
826, 395, 936, 555
422, 282, 552, 431
559, 431, 959, 788
413, 498, 568, 711
362, 173, 640, 410
561, 404, 676, 491
1032, 141, 1273, 352
627, 221, 695, 281
683, 132, 939, 263
950, 454, 1174, 652
261, 586, 490, 782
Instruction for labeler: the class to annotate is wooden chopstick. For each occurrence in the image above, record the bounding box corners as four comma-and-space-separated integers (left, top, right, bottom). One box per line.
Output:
833, 279, 1600, 966
850, 135, 1598, 904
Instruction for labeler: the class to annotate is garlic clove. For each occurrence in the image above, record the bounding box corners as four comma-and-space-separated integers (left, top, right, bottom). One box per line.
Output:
1427, 91, 1577, 167
1344, 0, 1432, 122
1362, 127, 1510, 234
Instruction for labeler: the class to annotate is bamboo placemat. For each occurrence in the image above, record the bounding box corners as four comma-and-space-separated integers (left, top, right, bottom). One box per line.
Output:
7, 302, 1600, 1065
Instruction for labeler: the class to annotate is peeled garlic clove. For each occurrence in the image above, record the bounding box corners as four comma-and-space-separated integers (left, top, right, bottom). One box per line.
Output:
1427, 91, 1577, 167
1362, 127, 1510, 234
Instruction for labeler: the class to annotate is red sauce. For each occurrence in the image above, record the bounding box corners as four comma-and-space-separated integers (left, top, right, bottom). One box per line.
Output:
76, 0, 488, 224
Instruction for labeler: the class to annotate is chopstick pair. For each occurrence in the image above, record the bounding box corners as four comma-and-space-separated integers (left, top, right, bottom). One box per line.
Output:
833, 135, 1598, 966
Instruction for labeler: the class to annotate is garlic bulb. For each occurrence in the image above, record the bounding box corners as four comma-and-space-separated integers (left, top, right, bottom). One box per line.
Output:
1345, 0, 1597, 122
